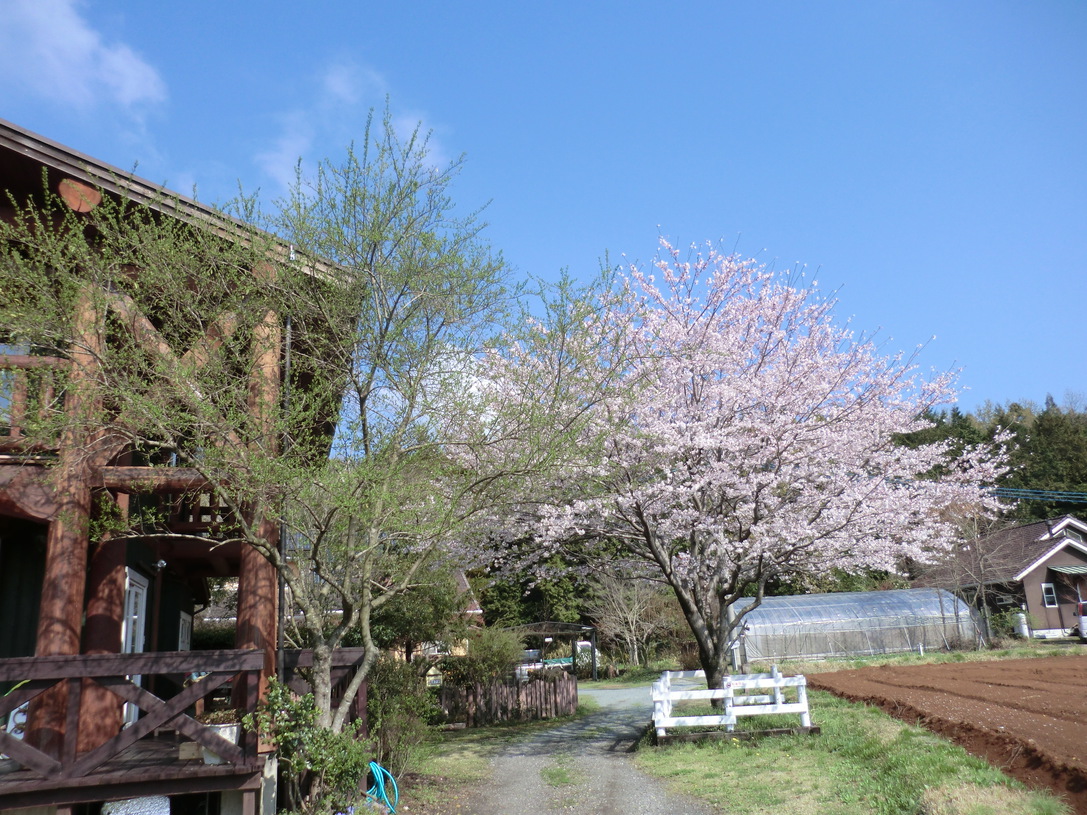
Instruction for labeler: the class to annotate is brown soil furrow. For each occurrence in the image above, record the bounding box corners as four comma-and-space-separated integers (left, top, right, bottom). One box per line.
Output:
812, 676, 1087, 727
809, 655, 1087, 815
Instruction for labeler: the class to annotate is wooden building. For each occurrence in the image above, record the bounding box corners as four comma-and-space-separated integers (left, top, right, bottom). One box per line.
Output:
0, 119, 360, 815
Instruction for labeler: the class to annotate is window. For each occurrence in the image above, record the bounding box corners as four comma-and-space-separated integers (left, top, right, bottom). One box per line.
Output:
1065, 528, 1084, 543
1041, 583, 1058, 608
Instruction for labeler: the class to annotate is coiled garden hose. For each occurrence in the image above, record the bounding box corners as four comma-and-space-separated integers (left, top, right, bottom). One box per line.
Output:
366, 761, 399, 813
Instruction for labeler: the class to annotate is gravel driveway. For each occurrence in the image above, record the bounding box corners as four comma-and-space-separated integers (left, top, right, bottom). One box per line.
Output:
460, 685, 716, 815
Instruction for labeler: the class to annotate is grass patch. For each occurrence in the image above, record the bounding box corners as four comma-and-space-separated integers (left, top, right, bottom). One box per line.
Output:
582, 661, 679, 688
635, 690, 1071, 815
575, 696, 602, 716
540, 753, 585, 787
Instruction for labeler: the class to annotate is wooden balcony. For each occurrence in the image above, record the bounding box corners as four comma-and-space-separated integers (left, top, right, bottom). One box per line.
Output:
0, 650, 264, 809
0, 648, 369, 810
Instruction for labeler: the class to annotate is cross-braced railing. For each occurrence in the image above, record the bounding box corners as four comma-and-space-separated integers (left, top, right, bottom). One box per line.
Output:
0, 649, 263, 782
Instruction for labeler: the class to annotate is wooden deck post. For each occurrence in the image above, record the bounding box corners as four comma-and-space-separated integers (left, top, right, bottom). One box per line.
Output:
77, 491, 129, 752
27, 288, 103, 757
235, 293, 281, 711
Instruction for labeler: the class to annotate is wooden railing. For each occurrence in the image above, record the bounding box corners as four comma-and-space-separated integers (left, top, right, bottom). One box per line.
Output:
0, 354, 66, 453
0, 650, 264, 782
281, 647, 370, 729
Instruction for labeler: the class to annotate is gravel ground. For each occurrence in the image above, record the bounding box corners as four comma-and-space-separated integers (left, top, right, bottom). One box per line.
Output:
457, 684, 717, 815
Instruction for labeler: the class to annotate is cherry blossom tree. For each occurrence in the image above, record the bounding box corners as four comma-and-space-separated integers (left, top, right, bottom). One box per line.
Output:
501, 241, 1008, 690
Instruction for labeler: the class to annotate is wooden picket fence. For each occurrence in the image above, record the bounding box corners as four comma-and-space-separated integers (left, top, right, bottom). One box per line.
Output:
651, 667, 816, 743
440, 673, 578, 727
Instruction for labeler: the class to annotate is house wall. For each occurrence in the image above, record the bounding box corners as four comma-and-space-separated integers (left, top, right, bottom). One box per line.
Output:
121, 540, 197, 654
156, 575, 196, 652
0, 519, 196, 661
1022, 546, 1087, 636
0, 518, 46, 660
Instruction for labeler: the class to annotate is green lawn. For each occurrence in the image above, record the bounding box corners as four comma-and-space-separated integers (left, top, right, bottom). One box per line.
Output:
634, 689, 1070, 814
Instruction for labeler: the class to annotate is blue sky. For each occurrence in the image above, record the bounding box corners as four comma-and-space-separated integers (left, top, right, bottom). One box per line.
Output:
2, 1, 1084, 412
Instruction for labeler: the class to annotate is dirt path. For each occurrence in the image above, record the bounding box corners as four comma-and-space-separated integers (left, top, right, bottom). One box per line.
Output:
452, 685, 715, 815
808, 655, 1087, 815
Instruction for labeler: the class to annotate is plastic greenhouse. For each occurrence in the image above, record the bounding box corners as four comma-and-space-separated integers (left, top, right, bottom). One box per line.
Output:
732, 588, 981, 662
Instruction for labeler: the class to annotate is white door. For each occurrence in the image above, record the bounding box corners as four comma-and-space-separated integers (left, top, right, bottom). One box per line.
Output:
121, 569, 149, 725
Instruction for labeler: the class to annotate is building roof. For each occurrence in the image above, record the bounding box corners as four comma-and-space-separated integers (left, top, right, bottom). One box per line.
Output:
734, 588, 975, 628
916, 515, 1087, 589
0, 117, 240, 232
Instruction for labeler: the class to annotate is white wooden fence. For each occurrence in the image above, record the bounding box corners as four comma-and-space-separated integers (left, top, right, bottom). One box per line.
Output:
651, 666, 812, 739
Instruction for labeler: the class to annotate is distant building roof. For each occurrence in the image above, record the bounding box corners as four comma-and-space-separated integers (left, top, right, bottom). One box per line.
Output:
916, 515, 1087, 588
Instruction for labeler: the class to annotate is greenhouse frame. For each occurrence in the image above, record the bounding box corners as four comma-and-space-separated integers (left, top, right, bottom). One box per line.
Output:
733, 588, 981, 662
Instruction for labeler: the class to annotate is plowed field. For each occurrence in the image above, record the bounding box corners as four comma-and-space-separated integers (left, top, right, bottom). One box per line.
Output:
808, 655, 1087, 814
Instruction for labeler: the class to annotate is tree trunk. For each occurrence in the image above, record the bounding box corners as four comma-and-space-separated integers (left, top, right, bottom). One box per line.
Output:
664, 575, 727, 691
311, 643, 334, 730
331, 642, 378, 734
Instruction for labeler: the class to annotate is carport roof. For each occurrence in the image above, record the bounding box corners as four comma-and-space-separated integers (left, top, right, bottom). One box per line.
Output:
1050, 564, 1087, 575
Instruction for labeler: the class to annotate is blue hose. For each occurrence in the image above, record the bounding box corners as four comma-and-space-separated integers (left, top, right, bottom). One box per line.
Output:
366, 761, 399, 813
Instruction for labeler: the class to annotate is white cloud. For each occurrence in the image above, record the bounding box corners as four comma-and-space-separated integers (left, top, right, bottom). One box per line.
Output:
321, 62, 384, 108
0, 0, 166, 111
255, 111, 315, 193
255, 58, 452, 194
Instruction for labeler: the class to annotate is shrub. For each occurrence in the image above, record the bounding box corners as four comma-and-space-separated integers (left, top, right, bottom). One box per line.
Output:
988, 609, 1035, 639
366, 657, 441, 777
439, 626, 523, 687
678, 642, 702, 671
244, 679, 371, 815
190, 621, 236, 650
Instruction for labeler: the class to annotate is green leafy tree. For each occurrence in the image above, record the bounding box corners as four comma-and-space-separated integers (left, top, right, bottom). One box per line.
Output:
971, 395, 1087, 521
367, 566, 470, 660
1004, 396, 1087, 520
364, 658, 440, 776
477, 558, 591, 628
0, 107, 592, 736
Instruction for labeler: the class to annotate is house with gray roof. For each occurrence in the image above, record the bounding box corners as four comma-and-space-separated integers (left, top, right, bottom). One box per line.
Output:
917, 515, 1087, 639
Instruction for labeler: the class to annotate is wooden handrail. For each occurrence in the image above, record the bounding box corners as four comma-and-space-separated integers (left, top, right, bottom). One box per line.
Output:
0, 649, 263, 682
280, 647, 369, 669
0, 650, 265, 782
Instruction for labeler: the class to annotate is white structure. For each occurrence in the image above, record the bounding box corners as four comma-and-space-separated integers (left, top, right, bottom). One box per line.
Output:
651, 667, 811, 740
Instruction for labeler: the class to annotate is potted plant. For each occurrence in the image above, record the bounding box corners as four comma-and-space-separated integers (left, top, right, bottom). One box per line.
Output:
195, 707, 241, 764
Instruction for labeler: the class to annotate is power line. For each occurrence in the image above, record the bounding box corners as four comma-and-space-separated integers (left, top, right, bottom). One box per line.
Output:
991, 487, 1087, 504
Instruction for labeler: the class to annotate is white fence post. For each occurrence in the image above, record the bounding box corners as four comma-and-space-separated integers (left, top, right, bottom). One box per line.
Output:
651, 666, 813, 740
724, 676, 734, 733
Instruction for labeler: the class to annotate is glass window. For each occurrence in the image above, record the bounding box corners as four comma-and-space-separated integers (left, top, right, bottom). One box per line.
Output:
1041, 583, 1058, 608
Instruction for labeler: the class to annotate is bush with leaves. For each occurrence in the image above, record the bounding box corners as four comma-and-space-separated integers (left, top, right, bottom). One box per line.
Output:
988, 608, 1035, 639
438, 626, 523, 687
365, 658, 441, 777
244, 679, 371, 815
